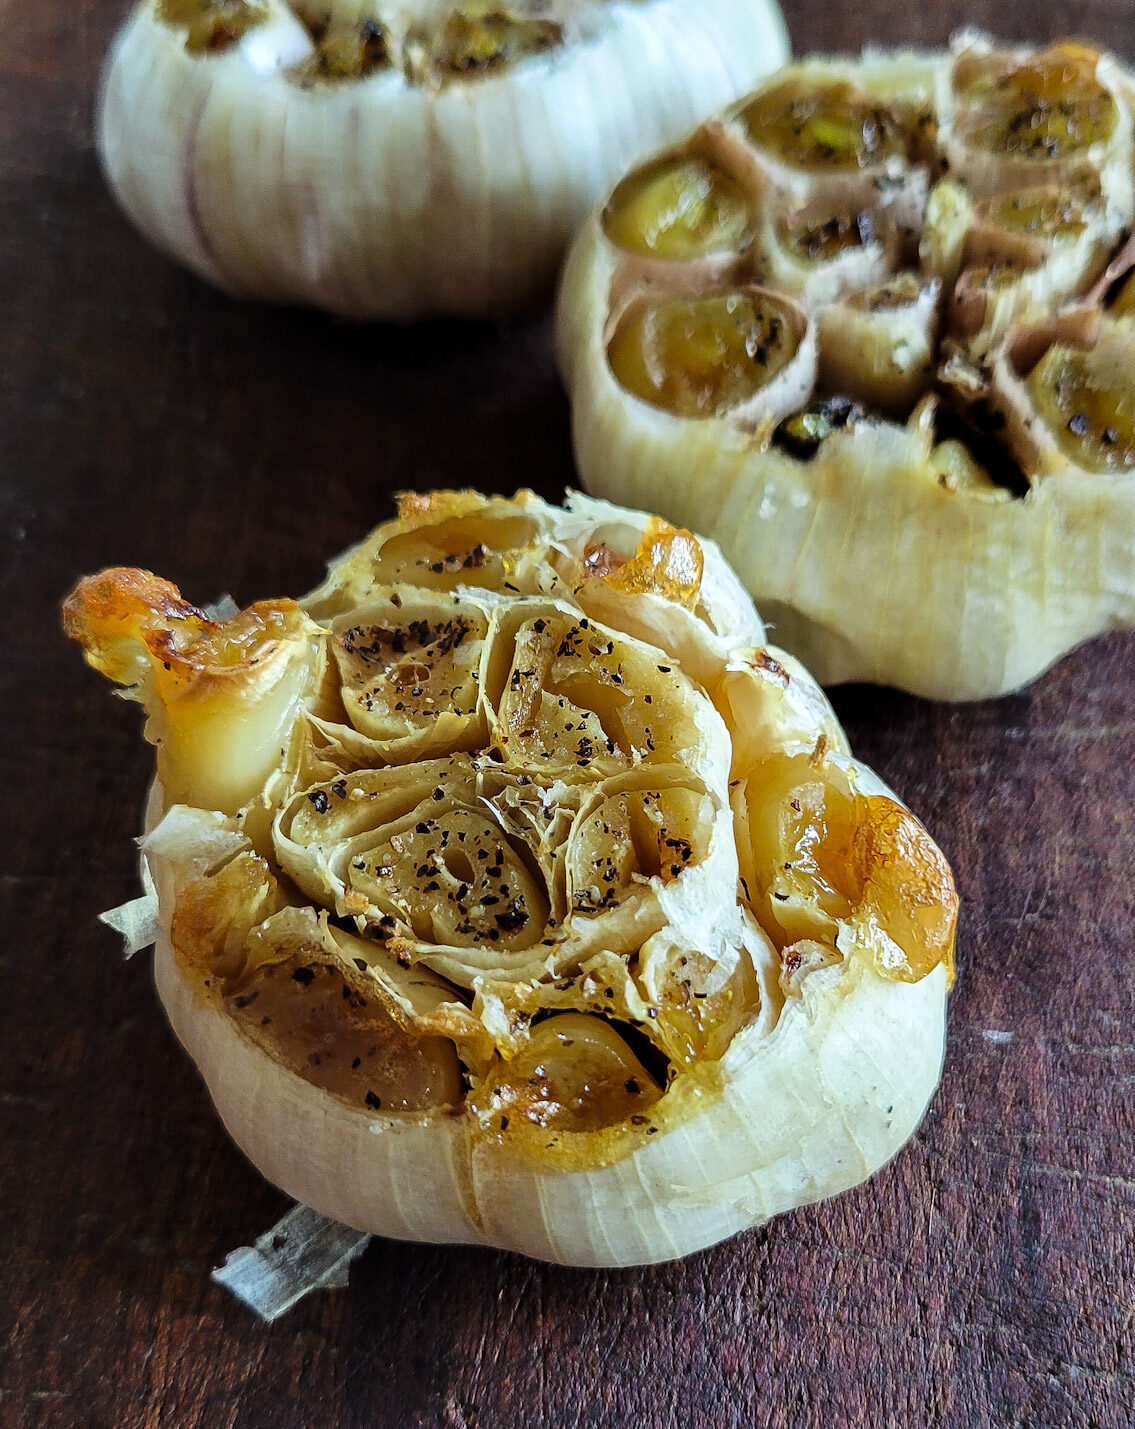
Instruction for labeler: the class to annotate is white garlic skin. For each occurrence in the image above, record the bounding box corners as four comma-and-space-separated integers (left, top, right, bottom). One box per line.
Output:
151, 834, 947, 1267
97, 0, 791, 320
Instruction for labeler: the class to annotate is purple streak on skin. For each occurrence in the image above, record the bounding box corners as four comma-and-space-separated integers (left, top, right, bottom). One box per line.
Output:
183, 96, 232, 292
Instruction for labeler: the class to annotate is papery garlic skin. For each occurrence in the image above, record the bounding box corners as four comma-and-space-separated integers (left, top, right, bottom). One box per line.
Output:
67, 490, 956, 1267
98, 0, 791, 320
153, 905, 946, 1263
557, 34, 1135, 700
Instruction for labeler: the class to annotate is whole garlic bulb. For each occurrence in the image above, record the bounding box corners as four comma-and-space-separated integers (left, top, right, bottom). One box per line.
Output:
557, 33, 1135, 700
98, 0, 790, 319
64, 490, 956, 1267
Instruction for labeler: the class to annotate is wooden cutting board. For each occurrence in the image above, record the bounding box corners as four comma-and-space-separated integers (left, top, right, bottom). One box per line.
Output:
2, 2, 1132, 1425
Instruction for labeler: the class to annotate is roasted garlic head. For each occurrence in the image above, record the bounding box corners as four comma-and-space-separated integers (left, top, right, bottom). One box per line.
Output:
65, 490, 956, 1266
97, 0, 790, 319
558, 34, 1135, 700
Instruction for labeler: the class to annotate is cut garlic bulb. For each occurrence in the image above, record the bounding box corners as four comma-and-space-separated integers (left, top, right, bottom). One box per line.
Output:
558, 33, 1135, 700
65, 489, 956, 1266
98, 0, 791, 319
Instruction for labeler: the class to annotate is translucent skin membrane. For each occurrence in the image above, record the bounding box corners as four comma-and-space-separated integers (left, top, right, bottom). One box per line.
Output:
66, 491, 956, 1264
560, 33, 1135, 700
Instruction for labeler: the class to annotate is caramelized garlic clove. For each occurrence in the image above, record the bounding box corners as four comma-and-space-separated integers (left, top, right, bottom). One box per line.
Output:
304, 490, 559, 616
1024, 330, 1135, 473
424, 7, 563, 84
606, 287, 815, 426
949, 40, 1119, 162
738, 72, 906, 172
63, 569, 322, 812
757, 202, 899, 308
288, 9, 391, 83
483, 602, 731, 787
228, 955, 465, 1111
817, 272, 940, 417
729, 65, 930, 233
158, 0, 273, 54
937, 35, 1135, 233
734, 749, 956, 985
551, 494, 768, 683
273, 758, 557, 974
470, 1013, 664, 1138
602, 142, 753, 265
974, 308, 1130, 479
328, 591, 489, 759
946, 187, 1113, 350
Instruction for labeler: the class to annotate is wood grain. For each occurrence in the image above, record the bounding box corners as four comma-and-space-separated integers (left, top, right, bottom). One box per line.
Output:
2, 3, 1134, 1427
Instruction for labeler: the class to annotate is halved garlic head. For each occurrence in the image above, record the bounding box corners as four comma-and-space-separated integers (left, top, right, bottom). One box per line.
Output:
558, 33, 1135, 700
66, 489, 956, 1266
97, 0, 790, 319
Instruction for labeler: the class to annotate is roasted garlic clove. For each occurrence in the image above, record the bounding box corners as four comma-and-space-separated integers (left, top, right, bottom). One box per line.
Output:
67, 489, 956, 1266
733, 749, 956, 985
987, 314, 1135, 477
98, 0, 791, 319
727, 64, 930, 235
327, 590, 489, 758
758, 203, 899, 309
947, 193, 1108, 348
602, 141, 754, 269
63, 569, 324, 812
558, 34, 1135, 700
817, 272, 940, 417
606, 287, 815, 427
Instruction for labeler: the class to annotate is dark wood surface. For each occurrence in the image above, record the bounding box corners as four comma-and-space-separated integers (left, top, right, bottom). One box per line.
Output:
3, 3, 1135, 1426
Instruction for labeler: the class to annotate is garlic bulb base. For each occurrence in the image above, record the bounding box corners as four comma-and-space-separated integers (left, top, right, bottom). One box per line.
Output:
153, 894, 948, 1266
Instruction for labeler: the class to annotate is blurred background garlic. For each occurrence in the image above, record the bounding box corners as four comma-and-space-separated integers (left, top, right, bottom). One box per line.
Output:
64, 490, 956, 1267
98, 0, 790, 318
557, 33, 1135, 700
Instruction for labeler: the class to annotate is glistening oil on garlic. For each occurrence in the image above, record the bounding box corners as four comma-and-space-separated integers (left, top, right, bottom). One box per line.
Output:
558, 32, 1135, 700
65, 490, 956, 1266
97, 0, 791, 318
